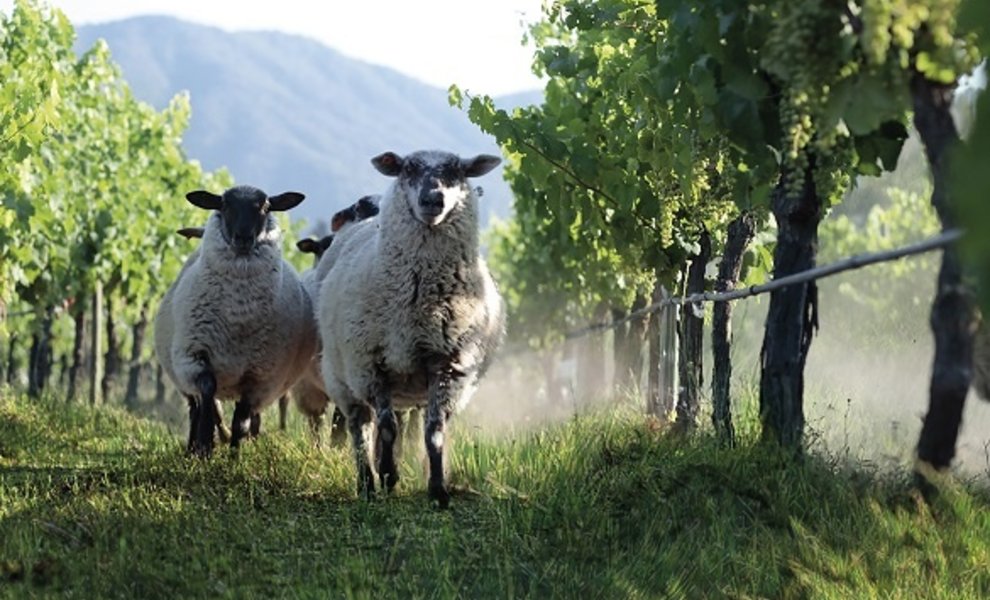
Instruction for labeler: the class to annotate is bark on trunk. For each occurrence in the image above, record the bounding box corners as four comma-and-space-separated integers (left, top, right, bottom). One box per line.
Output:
759, 158, 822, 449
28, 307, 54, 398
102, 294, 121, 402
676, 232, 711, 432
67, 307, 86, 403
712, 213, 758, 445
57, 354, 68, 392
90, 284, 103, 406
647, 282, 663, 417
621, 294, 649, 396
647, 281, 677, 419
912, 74, 978, 474
124, 305, 149, 410
5, 333, 17, 386
155, 363, 166, 406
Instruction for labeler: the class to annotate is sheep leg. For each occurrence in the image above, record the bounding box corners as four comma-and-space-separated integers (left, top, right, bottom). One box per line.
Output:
309, 412, 324, 445
371, 373, 399, 493
185, 395, 199, 453
278, 395, 289, 431
229, 397, 253, 450
425, 369, 457, 508
213, 399, 232, 443
344, 401, 375, 499
329, 407, 348, 447
400, 408, 423, 460
192, 370, 217, 458
249, 412, 261, 438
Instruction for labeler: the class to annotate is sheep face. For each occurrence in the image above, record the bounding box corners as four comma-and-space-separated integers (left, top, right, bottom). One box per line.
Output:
330, 194, 381, 232
296, 235, 334, 261
187, 186, 305, 256
371, 151, 500, 227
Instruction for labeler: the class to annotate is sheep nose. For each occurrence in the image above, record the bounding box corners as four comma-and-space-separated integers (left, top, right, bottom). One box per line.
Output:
419, 189, 444, 211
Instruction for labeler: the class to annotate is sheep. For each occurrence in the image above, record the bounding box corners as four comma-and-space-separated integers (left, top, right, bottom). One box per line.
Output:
163, 228, 238, 447
288, 195, 382, 444
291, 233, 340, 442
317, 150, 505, 507
171, 226, 265, 443
155, 185, 317, 457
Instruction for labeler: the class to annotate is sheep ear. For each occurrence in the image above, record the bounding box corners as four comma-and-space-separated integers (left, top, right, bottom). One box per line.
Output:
330, 206, 355, 232
186, 191, 222, 210
269, 192, 305, 211
318, 235, 334, 252
372, 152, 403, 176
296, 238, 320, 254
177, 227, 205, 240
462, 154, 501, 178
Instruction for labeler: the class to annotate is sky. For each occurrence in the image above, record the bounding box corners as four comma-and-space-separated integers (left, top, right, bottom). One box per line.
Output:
0, 0, 548, 96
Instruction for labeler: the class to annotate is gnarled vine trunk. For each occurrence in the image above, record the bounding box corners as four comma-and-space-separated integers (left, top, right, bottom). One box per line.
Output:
614, 294, 649, 395
759, 158, 821, 449
67, 306, 86, 403
102, 294, 121, 402
155, 363, 167, 406
124, 304, 149, 410
5, 333, 18, 386
912, 74, 978, 475
712, 213, 757, 445
676, 232, 711, 433
647, 281, 678, 420
28, 306, 55, 398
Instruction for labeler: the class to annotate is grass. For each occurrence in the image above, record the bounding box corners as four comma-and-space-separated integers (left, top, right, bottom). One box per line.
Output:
1, 391, 989, 599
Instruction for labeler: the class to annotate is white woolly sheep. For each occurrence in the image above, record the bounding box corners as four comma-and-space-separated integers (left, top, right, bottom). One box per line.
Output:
317, 150, 505, 507
155, 185, 317, 456
172, 225, 278, 443
169, 227, 236, 452
287, 195, 382, 443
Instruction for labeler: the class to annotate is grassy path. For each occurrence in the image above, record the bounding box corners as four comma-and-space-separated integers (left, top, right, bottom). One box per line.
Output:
1, 393, 988, 598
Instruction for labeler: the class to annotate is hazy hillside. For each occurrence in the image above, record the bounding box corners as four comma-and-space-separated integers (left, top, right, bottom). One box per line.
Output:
75, 16, 542, 230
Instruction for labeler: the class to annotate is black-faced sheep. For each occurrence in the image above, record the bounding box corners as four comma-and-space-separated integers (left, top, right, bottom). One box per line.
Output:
155, 185, 317, 456
172, 226, 270, 443
317, 150, 505, 507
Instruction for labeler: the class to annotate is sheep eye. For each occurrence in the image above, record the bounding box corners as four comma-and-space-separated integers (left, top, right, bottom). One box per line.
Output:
440, 164, 459, 181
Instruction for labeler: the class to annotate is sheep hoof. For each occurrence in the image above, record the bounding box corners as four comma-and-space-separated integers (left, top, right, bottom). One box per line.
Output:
189, 442, 213, 459
358, 472, 376, 501
429, 483, 450, 509
379, 472, 399, 494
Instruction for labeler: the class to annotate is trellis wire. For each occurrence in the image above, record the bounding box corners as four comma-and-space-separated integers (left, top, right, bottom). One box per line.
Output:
564, 228, 963, 340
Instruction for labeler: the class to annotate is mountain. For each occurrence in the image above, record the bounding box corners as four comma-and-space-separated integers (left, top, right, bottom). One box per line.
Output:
75, 16, 542, 231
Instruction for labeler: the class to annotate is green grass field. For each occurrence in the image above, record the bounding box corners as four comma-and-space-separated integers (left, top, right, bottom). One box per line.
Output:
1, 391, 988, 599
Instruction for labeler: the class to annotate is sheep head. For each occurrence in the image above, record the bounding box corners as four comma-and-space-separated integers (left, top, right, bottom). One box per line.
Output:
296, 235, 334, 260
186, 186, 305, 256
371, 151, 500, 227
330, 194, 381, 232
